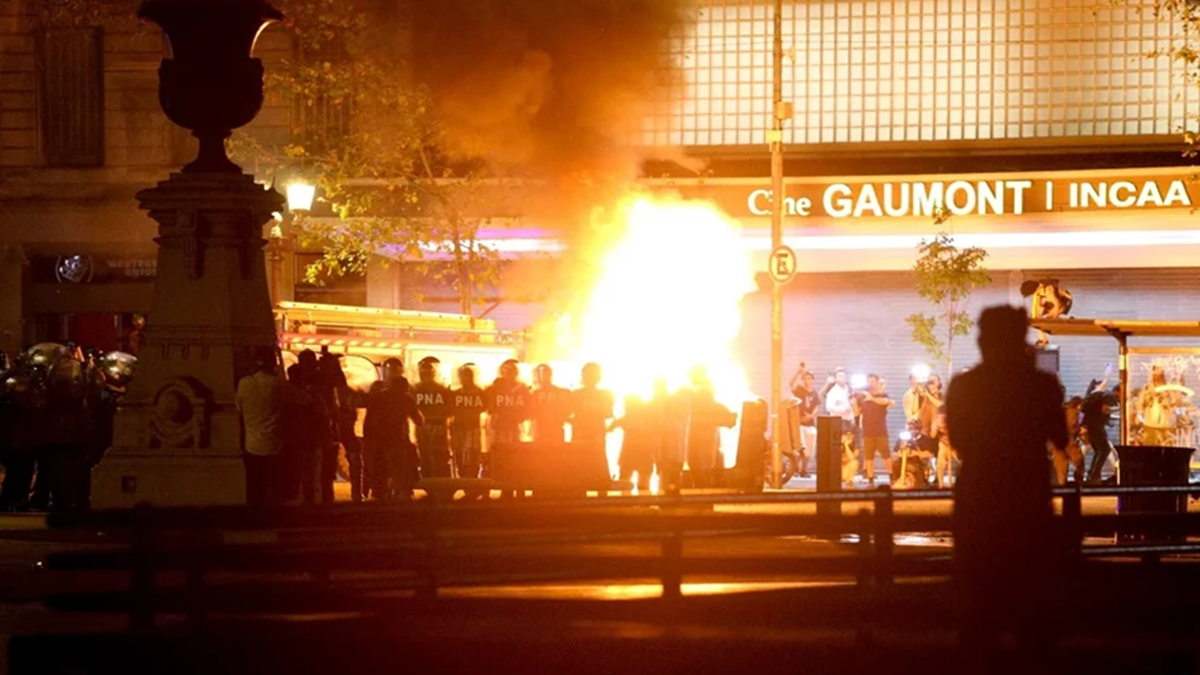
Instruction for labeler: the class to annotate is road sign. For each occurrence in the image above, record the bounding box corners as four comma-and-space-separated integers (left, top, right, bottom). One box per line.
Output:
768, 244, 797, 284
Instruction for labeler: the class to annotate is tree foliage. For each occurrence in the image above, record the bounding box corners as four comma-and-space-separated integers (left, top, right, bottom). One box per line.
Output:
904, 233, 991, 375
1142, 1, 1200, 156
229, 0, 507, 316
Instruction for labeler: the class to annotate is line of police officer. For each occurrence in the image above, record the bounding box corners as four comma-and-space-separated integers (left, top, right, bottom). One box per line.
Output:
0, 344, 131, 512
361, 357, 740, 499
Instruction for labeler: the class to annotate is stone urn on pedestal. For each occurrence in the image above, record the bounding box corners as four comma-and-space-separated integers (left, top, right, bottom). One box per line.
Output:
91, 0, 285, 507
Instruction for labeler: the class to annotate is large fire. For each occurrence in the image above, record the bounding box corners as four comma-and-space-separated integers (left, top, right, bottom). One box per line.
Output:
553, 194, 757, 472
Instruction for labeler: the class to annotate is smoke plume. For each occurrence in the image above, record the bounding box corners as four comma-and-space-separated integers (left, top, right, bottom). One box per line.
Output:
409, 0, 692, 179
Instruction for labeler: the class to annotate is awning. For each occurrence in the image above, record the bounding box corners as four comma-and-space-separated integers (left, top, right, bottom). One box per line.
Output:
1032, 318, 1200, 340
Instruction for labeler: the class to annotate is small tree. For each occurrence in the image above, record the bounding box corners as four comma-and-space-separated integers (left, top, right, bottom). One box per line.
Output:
229, 0, 508, 318
905, 233, 991, 377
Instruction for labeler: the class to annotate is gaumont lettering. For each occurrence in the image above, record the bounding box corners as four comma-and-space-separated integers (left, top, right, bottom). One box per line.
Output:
745, 178, 1193, 218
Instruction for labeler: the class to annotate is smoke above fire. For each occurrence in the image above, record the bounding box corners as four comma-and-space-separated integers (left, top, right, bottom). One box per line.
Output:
409, 0, 692, 178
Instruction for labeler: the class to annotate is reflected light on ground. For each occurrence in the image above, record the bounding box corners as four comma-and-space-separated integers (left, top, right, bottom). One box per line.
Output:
439, 581, 845, 601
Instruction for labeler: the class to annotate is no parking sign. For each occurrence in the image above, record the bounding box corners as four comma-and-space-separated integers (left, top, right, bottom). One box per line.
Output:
768, 245, 796, 285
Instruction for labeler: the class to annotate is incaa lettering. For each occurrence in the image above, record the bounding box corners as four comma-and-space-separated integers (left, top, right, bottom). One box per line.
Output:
1068, 180, 1191, 209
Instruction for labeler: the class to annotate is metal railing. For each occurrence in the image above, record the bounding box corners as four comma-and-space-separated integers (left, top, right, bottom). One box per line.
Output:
38, 483, 1200, 629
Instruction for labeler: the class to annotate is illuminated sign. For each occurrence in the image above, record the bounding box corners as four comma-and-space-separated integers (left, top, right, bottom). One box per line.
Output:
739, 177, 1196, 219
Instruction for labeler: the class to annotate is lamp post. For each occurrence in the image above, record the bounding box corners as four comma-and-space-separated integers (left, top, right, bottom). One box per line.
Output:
91, 0, 286, 508
768, 0, 792, 489
266, 181, 313, 305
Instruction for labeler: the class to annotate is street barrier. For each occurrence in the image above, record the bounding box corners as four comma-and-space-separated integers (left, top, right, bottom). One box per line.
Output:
34, 482, 1200, 630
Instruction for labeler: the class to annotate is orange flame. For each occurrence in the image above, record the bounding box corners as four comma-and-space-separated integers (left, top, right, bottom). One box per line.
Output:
555, 194, 757, 471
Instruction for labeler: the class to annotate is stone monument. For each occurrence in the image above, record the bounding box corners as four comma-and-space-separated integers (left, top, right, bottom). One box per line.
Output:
91, 0, 285, 507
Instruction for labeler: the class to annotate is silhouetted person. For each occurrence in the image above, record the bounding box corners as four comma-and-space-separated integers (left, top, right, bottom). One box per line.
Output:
413, 356, 453, 478
363, 359, 423, 501
612, 393, 658, 491
945, 305, 1068, 673
319, 349, 362, 502
485, 359, 530, 446
237, 348, 291, 506
529, 364, 570, 442
569, 362, 613, 444
451, 363, 486, 480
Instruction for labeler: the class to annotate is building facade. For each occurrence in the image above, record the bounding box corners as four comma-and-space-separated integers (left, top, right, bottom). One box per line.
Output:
2, 0, 1197, 413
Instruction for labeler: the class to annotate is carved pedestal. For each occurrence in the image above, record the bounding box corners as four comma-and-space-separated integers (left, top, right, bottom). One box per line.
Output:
91, 173, 283, 507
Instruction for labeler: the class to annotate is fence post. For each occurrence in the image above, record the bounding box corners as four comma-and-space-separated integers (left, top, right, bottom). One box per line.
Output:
417, 507, 439, 600
129, 505, 156, 630
874, 487, 894, 586
185, 564, 205, 625
856, 507, 873, 588
661, 524, 683, 600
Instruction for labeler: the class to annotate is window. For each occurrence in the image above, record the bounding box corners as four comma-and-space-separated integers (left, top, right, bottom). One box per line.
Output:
37, 27, 104, 166
645, 0, 1192, 147
292, 40, 353, 155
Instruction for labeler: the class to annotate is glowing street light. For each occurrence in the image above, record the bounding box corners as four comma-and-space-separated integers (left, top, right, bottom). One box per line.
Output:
286, 181, 315, 212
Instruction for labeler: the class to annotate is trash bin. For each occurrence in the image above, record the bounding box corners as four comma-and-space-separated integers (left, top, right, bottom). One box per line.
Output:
1114, 445, 1193, 543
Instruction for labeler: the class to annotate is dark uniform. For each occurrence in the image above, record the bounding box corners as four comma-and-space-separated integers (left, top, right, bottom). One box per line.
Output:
413, 357, 454, 478
451, 367, 486, 479
683, 383, 738, 488
614, 394, 661, 490
945, 306, 1068, 669
485, 361, 531, 446
363, 368, 423, 501
530, 364, 570, 443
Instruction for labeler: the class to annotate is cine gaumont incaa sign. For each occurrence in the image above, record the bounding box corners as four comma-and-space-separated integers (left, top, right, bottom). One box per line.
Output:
729, 174, 1197, 219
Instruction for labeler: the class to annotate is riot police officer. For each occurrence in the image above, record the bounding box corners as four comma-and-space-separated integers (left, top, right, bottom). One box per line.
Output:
451, 363, 486, 479
485, 359, 530, 446
530, 363, 570, 442
682, 365, 737, 488
569, 362, 614, 444
363, 358, 423, 501
413, 356, 453, 478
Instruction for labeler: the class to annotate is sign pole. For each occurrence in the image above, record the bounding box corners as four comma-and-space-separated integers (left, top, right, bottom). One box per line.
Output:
769, 0, 786, 489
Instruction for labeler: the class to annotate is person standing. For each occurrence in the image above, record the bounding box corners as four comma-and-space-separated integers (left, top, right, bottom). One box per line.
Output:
903, 375, 924, 425
788, 367, 819, 477
1083, 387, 1118, 484
931, 404, 958, 489
858, 374, 894, 486
918, 374, 944, 437
945, 305, 1068, 670
682, 366, 737, 488
319, 349, 363, 502
824, 368, 858, 486
413, 356, 454, 478
287, 366, 335, 505
451, 363, 486, 479
569, 362, 614, 445
363, 358, 423, 501
236, 348, 290, 506
1053, 396, 1086, 486
612, 393, 657, 491
485, 359, 531, 447
529, 363, 570, 443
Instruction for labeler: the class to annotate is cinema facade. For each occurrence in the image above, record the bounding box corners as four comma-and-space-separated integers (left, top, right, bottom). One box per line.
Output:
4, 0, 1199, 407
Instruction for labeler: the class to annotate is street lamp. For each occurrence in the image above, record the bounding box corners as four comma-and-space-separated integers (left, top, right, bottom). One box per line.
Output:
286, 181, 315, 212
266, 180, 313, 306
